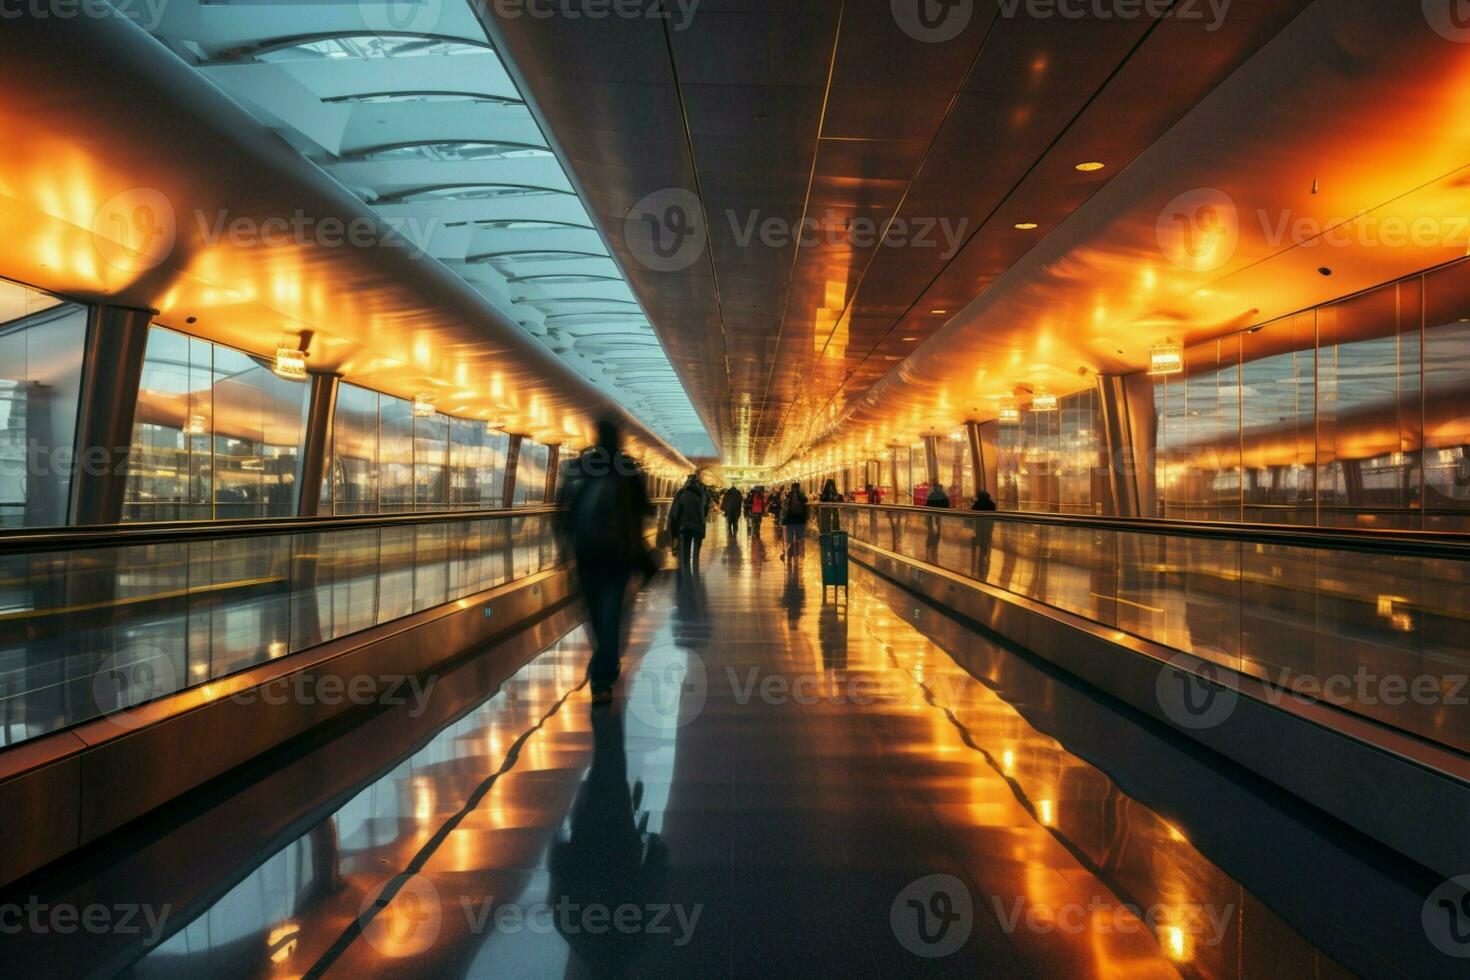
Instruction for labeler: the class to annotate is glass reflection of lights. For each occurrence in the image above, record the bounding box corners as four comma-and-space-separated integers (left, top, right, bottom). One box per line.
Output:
273, 346, 307, 380
1147, 340, 1184, 376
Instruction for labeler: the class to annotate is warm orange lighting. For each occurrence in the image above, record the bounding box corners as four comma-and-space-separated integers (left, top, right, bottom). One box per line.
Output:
1074, 161, 1106, 172
1031, 391, 1058, 412
902, 336, 920, 342
1147, 341, 1184, 376
184, 414, 207, 436
1014, 222, 1039, 230
268, 923, 300, 964
413, 394, 435, 418
273, 346, 307, 380
929, 308, 948, 315
999, 402, 1020, 424
1163, 925, 1190, 962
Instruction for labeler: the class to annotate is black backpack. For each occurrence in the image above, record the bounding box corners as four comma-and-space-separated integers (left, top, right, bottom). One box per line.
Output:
786, 494, 807, 520
572, 475, 635, 558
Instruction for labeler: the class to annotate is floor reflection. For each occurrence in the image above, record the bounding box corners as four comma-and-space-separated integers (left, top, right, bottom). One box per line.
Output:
5, 522, 1442, 978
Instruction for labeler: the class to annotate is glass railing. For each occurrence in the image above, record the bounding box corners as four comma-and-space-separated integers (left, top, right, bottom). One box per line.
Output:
0, 505, 665, 749
832, 503, 1470, 755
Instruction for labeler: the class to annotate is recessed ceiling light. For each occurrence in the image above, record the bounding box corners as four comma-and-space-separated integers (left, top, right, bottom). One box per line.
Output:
902, 336, 919, 342
1075, 161, 1106, 172
1014, 222, 1039, 230
929, 308, 948, 315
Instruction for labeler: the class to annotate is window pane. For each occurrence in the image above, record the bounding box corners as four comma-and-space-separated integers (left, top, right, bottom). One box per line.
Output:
413, 413, 449, 510
331, 383, 379, 515
379, 395, 414, 513
0, 283, 87, 527
1424, 261, 1470, 531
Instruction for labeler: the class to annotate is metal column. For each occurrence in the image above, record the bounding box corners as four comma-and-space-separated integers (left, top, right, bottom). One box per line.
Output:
965, 420, 1000, 501
69, 305, 153, 526
1095, 373, 1158, 518
544, 443, 561, 502
502, 434, 523, 508
297, 373, 339, 517
921, 435, 941, 487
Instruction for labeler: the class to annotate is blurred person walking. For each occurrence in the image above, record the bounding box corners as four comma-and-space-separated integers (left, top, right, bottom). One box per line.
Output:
746, 485, 767, 535
818, 478, 842, 533
668, 475, 709, 572
720, 485, 743, 537
563, 418, 656, 706
781, 483, 809, 562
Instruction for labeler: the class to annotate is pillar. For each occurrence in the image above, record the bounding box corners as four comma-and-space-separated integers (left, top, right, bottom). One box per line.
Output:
921, 435, 941, 487
296, 373, 339, 517
544, 443, 561, 502
68, 305, 153, 526
502, 433, 523, 508
965, 420, 1000, 501
1096, 373, 1158, 518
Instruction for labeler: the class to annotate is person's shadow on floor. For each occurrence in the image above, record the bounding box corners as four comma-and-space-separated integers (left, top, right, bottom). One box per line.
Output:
548, 707, 669, 973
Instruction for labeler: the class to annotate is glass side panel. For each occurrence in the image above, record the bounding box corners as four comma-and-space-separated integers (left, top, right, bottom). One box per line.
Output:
834, 504, 1470, 755
0, 502, 667, 748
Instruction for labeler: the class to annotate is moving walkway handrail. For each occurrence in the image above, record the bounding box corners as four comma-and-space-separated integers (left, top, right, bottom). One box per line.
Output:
828, 502, 1470, 560
0, 505, 567, 555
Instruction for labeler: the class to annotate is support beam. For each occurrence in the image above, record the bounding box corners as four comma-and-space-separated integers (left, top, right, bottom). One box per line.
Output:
965, 420, 1000, 502
1096, 374, 1158, 518
544, 443, 561, 502
921, 435, 941, 487
502, 434, 523, 508
297, 373, 339, 517
69, 305, 153, 527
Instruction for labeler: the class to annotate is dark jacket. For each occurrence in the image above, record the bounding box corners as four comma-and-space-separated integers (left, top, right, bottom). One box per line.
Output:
563, 447, 654, 569
669, 485, 707, 538
721, 487, 742, 516
819, 481, 842, 503
781, 491, 809, 525
925, 485, 951, 508
971, 492, 997, 512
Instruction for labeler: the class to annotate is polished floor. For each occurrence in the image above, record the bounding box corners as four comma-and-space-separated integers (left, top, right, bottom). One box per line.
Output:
6, 522, 1447, 978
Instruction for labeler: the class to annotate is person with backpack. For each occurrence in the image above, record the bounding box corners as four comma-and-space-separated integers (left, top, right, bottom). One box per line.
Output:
746, 486, 767, 535
720, 485, 743, 537
667, 474, 709, 571
781, 482, 809, 561
564, 418, 656, 706
818, 478, 842, 533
